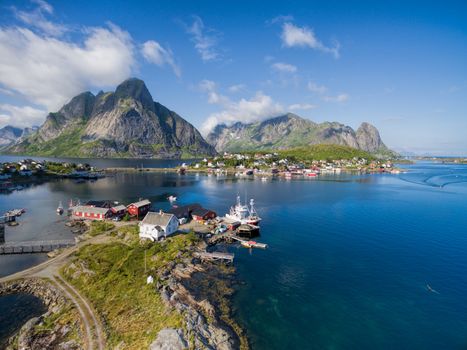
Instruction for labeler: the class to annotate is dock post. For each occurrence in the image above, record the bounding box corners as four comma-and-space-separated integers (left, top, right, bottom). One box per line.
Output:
0, 224, 4, 244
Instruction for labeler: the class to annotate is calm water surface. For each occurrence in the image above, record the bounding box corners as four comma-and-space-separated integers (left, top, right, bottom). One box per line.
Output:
1, 160, 466, 349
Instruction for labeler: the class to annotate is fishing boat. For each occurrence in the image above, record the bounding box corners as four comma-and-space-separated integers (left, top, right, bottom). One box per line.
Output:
225, 195, 262, 225
168, 195, 177, 202
241, 240, 268, 249
57, 201, 64, 215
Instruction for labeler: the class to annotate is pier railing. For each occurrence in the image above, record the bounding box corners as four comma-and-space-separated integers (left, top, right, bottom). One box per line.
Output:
0, 239, 76, 254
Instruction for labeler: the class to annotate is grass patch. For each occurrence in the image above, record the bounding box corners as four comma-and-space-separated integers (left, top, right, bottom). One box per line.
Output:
62, 230, 200, 349
88, 221, 115, 237
276, 144, 375, 161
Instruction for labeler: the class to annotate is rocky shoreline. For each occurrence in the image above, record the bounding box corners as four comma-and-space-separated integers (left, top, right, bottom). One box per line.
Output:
154, 240, 248, 349
0, 278, 83, 349
0, 237, 248, 350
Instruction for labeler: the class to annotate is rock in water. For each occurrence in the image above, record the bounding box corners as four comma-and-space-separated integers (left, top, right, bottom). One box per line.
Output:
149, 328, 188, 350
7, 78, 216, 159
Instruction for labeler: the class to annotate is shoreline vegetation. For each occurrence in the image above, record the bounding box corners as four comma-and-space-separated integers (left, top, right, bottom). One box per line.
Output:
0, 222, 249, 350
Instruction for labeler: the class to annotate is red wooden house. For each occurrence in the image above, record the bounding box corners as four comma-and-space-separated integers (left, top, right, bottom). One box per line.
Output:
127, 199, 151, 218
72, 206, 110, 221
191, 207, 217, 222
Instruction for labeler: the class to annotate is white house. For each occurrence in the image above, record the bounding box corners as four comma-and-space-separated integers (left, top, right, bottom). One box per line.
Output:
139, 211, 179, 241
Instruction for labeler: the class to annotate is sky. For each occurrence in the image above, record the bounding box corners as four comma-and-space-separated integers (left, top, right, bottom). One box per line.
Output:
0, 0, 466, 155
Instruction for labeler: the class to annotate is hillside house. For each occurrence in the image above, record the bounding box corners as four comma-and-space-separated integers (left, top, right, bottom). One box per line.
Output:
139, 211, 179, 241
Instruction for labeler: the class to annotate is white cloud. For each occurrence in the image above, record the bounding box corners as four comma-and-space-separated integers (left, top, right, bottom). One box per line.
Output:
13, 0, 66, 37
186, 16, 221, 62
0, 104, 46, 128
288, 103, 316, 111
199, 80, 229, 105
267, 15, 294, 25
307, 81, 327, 94
199, 81, 284, 134
0, 23, 135, 114
141, 40, 181, 77
228, 84, 246, 93
323, 93, 349, 103
271, 62, 297, 73
281, 22, 340, 58
32, 0, 54, 14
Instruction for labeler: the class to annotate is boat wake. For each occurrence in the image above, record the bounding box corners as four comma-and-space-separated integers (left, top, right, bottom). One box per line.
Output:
399, 173, 467, 188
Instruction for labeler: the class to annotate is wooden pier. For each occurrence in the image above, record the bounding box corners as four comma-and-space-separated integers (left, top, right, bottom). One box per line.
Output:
194, 251, 234, 263
0, 215, 16, 224
0, 239, 76, 255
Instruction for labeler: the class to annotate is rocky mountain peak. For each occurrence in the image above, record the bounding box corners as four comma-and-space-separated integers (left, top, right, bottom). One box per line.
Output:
6, 78, 216, 158
114, 78, 155, 112
59, 91, 95, 120
207, 113, 392, 155
356, 122, 386, 152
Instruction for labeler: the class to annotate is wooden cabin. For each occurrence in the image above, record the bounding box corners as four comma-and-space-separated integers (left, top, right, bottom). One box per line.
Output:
127, 199, 151, 218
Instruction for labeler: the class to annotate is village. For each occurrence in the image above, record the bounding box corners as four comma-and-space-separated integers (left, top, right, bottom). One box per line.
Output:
66, 194, 266, 253
0, 159, 105, 192
183, 151, 402, 178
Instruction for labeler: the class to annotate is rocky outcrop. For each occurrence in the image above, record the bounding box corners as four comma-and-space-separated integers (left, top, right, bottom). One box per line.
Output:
154, 249, 247, 350
0, 278, 66, 311
7, 78, 217, 158
0, 279, 83, 350
207, 113, 391, 155
149, 328, 188, 350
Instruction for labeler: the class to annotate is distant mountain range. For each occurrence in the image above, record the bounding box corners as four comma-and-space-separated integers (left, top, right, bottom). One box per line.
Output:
207, 113, 393, 156
4, 78, 216, 158
1, 78, 395, 159
0, 125, 39, 147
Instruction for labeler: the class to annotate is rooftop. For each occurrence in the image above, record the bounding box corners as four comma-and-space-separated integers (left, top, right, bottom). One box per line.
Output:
141, 211, 175, 227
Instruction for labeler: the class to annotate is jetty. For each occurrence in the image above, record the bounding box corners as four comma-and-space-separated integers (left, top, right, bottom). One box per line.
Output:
194, 251, 234, 263
0, 239, 76, 255
0, 214, 16, 224
208, 232, 268, 249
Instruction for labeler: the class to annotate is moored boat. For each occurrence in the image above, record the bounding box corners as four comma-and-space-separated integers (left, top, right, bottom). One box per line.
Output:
225, 195, 262, 225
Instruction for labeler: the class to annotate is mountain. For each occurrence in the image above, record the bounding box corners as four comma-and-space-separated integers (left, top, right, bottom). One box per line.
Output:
0, 126, 22, 146
206, 113, 393, 156
7, 78, 216, 158
0, 125, 39, 147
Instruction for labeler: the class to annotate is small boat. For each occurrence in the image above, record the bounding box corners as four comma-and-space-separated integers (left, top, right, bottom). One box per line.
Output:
168, 195, 177, 202
240, 240, 268, 249
307, 172, 318, 177
241, 240, 256, 248
57, 201, 64, 215
261, 177, 268, 182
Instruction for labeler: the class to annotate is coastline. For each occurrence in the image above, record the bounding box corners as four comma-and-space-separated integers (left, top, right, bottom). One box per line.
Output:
0, 225, 249, 349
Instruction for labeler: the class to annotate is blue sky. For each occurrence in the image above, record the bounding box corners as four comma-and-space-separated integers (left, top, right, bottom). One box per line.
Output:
0, 0, 466, 155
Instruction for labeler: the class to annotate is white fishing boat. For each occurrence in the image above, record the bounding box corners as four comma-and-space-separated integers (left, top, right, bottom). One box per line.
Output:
168, 195, 177, 202
57, 201, 64, 215
225, 195, 262, 225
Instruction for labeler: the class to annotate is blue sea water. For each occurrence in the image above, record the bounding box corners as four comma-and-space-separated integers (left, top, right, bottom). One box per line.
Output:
0, 159, 466, 349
